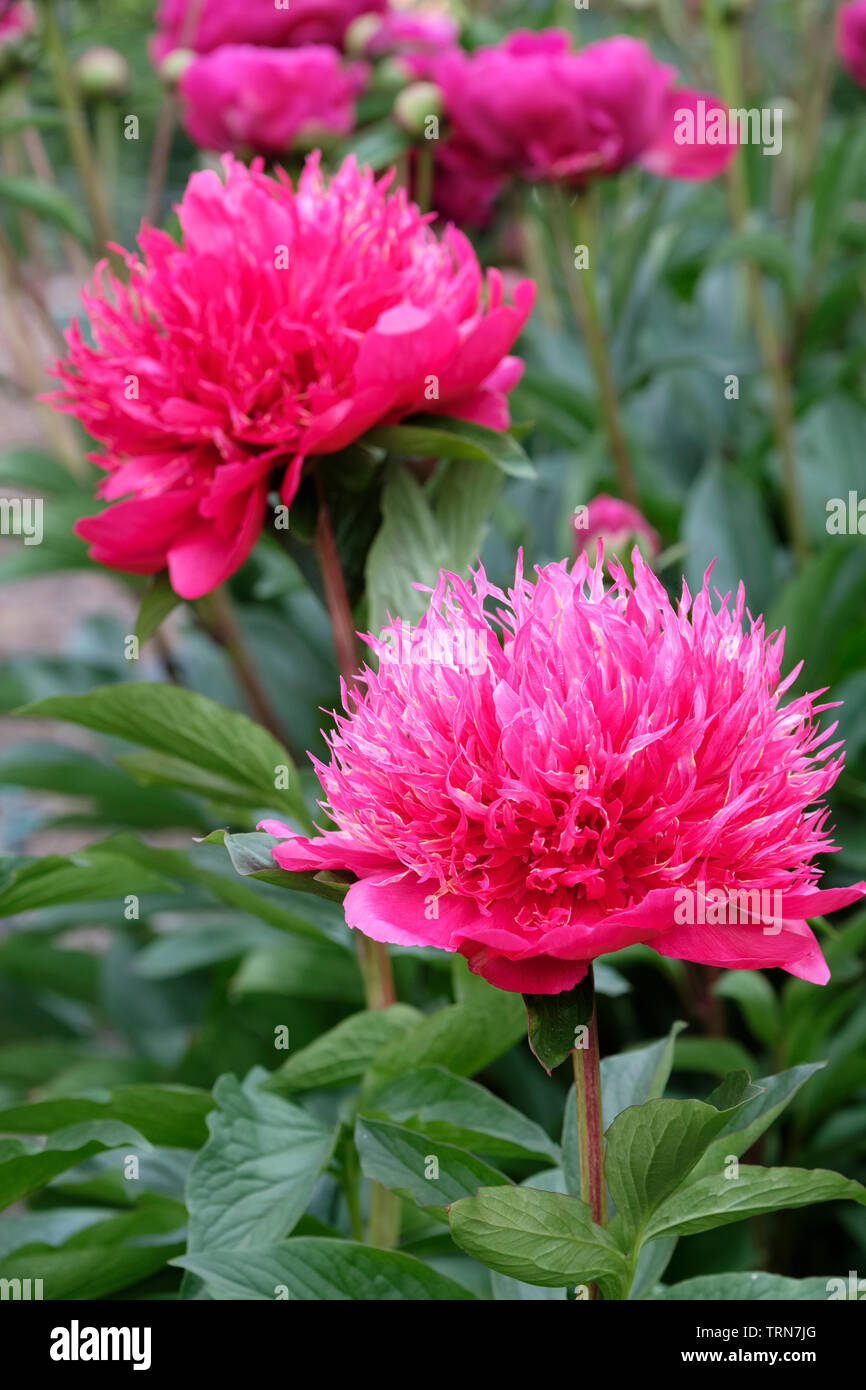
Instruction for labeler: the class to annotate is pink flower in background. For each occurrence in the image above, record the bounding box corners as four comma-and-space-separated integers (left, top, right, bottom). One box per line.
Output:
264, 550, 864, 994
434, 29, 737, 188
0, 1, 34, 49
838, 0, 866, 88
50, 155, 534, 599
180, 45, 368, 155
363, 6, 459, 78
573, 494, 661, 561
152, 0, 385, 61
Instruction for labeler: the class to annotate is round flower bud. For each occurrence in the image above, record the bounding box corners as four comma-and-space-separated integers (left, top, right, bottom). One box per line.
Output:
344, 12, 384, 58
393, 81, 443, 138
73, 46, 131, 101
159, 46, 195, 91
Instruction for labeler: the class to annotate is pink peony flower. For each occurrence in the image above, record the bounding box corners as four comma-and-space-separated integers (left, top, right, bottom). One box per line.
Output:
50, 155, 534, 599
263, 550, 865, 994
152, 0, 385, 61
179, 45, 368, 155
573, 494, 661, 561
434, 29, 737, 187
363, 6, 460, 79
0, 1, 33, 42
838, 1, 866, 88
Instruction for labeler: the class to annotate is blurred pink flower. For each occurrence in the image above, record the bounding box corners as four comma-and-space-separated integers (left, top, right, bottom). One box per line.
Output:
50, 155, 534, 599
152, 0, 385, 61
434, 29, 737, 188
263, 550, 864, 994
838, 0, 866, 87
0, 1, 34, 50
180, 45, 368, 155
573, 494, 661, 561
363, 6, 459, 78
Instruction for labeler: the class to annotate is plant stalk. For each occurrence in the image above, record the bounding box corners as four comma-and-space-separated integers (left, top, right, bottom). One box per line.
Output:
704, 2, 810, 565
572, 965, 607, 1300
549, 185, 639, 506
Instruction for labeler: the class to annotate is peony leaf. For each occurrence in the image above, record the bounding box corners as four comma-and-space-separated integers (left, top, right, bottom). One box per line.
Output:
17, 684, 308, 824
355, 1117, 510, 1219
649, 1272, 837, 1301
185, 1071, 335, 1254
644, 1165, 866, 1242
173, 1238, 476, 1300
524, 972, 595, 1074
365, 1064, 561, 1161
263, 1005, 422, 1095
605, 1071, 764, 1244
448, 1185, 628, 1294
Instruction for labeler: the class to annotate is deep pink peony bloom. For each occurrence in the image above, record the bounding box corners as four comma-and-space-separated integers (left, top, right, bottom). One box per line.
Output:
0, 1, 34, 50
434, 30, 736, 187
50, 155, 534, 599
263, 550, 865, 994
179, 45, 368, 155
573, 494, 661, 561
152, 0, 385, 61
363, 7, 460, 79
838, 1, 866, 87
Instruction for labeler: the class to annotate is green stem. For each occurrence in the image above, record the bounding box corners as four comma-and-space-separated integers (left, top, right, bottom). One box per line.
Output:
311, 471, 397, 1017
572, 965, 606, 1300
415, 142, 434, 216
549, 185, 639, 506
196, 587, 296, 753
38, 0, 115, 253
704, 2, 810, 565
310, 472, 399, 1245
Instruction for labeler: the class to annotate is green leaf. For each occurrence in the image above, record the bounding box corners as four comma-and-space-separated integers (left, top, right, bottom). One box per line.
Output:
604, 1072, 763, 1243
173, 1237, 476, 1300
356, 1117, 510, 1217
231, 939, 363, 1004
135, 573, 182, 645
365, 416, 534, 480
644, 1165, 866, 1242
364, 985, 525, 1095
448, 1186, 628, 1293
0, 174, 91, 243
0, 447, 85, 494
208, 830, 349, 904
524, 973, 594, 1074
18, 684, 307, 824
709, 227, 799, 301
650, 1272, 836, 1301
263, 1005, 422, 1094
0, 1242, 183, 1301
186, 1072, 335, 1252
93, 833, 336, 942
0, 847, 177, 918
691, 1063, 825, 1181
767, 541, 866, 696
365, 1064, 560, 1161
562, 1022, 686, 1197
683, 461, 778, 619
0, 1121, 151, 1210
0, 1085, 213, 1150
714, 970, 781, 1048
673, 1035, 757, 1077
